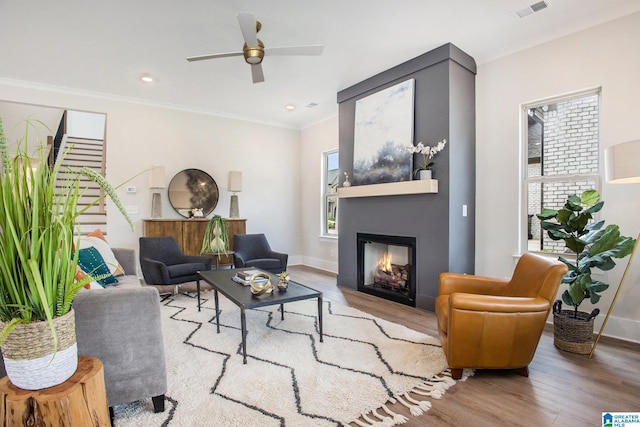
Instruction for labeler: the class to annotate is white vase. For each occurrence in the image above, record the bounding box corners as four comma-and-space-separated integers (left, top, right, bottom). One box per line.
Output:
210, 236, 225, 253
418, 170, 432, 180
209, 222, 226, 253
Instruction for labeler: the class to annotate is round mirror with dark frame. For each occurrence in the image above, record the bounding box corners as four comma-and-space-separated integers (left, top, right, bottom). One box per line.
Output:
168, 169, 219, 218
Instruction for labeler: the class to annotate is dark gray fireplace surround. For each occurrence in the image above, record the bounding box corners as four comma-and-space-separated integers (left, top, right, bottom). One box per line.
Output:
337, 43, 476, 311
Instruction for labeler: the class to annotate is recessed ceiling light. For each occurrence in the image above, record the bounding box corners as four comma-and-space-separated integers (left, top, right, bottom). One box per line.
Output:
285, 104, 296, 111
141, 75, 154, 83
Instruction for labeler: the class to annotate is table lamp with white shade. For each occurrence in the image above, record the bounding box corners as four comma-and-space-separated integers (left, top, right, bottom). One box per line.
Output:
590, 139, 640, 357
149, 165, 165, 219
228, 171, 242, 218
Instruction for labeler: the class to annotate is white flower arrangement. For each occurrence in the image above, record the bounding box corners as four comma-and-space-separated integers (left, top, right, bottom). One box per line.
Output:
405, 138, 447, 175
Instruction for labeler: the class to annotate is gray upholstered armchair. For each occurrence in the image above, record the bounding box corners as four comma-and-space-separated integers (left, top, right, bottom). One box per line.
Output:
139, 236, 212, 285
233, 233, 288, 273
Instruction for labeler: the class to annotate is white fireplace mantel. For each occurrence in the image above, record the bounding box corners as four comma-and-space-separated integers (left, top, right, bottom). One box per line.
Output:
337, 179, 438, 198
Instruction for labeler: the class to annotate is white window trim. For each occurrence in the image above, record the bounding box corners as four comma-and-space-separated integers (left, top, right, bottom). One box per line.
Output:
321, 149, 339, 239
520, 88, 602, 255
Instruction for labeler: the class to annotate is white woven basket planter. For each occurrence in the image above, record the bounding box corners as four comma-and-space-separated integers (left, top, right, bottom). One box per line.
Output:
1, 309, 78, 390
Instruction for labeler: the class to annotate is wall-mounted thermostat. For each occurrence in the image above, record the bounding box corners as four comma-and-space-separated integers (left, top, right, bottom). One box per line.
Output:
126, 186, 137, 194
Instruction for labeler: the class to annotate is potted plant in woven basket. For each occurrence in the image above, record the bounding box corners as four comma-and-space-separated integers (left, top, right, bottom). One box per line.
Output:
0, 116, 132, 389
537, 189, 635, 354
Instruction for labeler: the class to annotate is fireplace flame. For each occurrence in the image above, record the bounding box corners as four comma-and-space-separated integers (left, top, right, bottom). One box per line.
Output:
378, 252, 392, 273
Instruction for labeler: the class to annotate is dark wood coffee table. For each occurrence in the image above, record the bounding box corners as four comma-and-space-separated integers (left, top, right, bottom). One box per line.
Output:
197, 269, 323, 364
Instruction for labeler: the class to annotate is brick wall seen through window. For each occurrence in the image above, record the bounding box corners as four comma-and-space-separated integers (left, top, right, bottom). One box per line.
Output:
525, 92, 600, 253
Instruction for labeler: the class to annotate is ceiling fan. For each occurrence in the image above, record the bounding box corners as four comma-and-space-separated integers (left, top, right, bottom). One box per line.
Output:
187, 11, 324, 84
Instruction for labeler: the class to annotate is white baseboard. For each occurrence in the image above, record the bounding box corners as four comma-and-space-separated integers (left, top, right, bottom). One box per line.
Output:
546, 314, 640, 344
592, 314, 640, 344
287, 255, 303, 267
290, 256, 338, 274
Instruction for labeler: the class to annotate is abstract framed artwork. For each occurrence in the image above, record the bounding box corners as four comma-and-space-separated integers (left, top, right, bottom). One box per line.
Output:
352, 78, 414, 186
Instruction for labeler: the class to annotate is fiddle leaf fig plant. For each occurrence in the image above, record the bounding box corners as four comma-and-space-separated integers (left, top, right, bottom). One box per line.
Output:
537, 190, 635, 316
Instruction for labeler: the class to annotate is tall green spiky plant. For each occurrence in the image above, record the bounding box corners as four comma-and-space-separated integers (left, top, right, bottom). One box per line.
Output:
0, 116, 133, 347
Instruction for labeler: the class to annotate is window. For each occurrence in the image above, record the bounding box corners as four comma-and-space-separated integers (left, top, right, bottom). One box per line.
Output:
524, 90, 600, 253
322, 150, 339, 237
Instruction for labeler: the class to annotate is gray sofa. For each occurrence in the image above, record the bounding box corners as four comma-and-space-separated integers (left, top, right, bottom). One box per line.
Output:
73, 247, 167, 413
0, 248, 167, 415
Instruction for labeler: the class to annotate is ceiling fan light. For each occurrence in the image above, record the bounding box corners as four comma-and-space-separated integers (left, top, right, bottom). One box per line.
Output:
187, 13, 322, 83
245, 53, 262, 64
243, 39, 264, 65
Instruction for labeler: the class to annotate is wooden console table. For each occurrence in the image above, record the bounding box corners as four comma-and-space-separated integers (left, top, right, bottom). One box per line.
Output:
143, 218, 247, 266
0, 356, 110, 426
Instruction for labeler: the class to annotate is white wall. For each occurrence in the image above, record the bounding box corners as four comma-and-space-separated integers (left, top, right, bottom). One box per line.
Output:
476, 12, 640, 342
0, 102, 64, 153
0, 83, 302, 264
67, 110, 106, 140
300, 116, 339, 273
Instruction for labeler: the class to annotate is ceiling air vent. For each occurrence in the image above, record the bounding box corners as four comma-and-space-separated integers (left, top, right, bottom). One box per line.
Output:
515, 1, 549, 18
530, 1, 549, 12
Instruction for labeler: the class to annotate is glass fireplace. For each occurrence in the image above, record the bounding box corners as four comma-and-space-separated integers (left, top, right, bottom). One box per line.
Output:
357, 233, 416, 306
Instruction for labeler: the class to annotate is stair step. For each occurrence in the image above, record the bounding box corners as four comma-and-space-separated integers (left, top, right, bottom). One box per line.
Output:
63, 142, 101, 147
65, 150, 103, 156
58, 165, 102, 172
70, 198, 105, 203
77, 198, 105, 203
55, 135, 108, 234
60, 158, 102, 164
63, 157, 102, 167
54, 179, 99, 186
56, 173, 97, 179
67, 136, 104, 145
76, 221, 108, 226
77, 211, 109, 216
57, 168, 98, 173
65, 150, 102, 157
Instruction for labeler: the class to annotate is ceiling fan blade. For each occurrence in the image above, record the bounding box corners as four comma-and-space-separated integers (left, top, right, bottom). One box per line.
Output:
264, 45, 324, 56
251, 64, 264, 84
186, 51, 243, 62
237, 11, 258, 47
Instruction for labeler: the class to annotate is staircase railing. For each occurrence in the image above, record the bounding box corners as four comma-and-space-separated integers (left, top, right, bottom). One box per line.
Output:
51, 110, 67, 167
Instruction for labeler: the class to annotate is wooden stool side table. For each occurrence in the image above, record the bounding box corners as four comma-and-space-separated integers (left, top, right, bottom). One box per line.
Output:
0, 356, 110, 426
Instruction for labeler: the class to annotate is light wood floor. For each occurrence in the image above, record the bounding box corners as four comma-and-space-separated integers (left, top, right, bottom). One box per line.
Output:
285, 265, 640, 427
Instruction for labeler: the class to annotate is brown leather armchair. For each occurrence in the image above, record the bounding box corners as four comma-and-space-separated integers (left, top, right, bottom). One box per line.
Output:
435, 253, 567, 379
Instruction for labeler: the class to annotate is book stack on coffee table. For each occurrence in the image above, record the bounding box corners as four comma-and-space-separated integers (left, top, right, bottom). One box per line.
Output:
231, 269, 268, 286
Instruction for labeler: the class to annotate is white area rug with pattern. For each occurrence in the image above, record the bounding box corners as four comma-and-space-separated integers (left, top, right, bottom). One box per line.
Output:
114, 291, 462, 426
